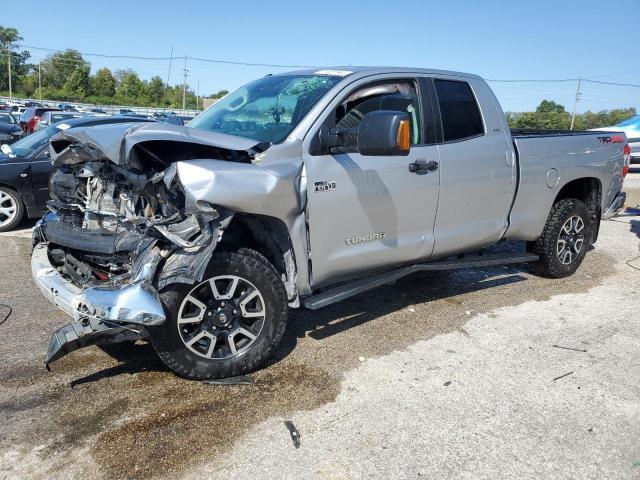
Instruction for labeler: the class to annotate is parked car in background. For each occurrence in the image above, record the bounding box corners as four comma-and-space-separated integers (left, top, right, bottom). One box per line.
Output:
12, 106, 28, 116
179, 115, 195, 124
19, 107, 62, 134
154, 112, 183, 125
594, 115, 640, 164
0, 115, 155, 232
119, 108, 136, 115
90, 108, 107, 114
35, 111, 83, 131
0, 112, 24, 144
24, 101, 44, 108
57, 103, 79, 112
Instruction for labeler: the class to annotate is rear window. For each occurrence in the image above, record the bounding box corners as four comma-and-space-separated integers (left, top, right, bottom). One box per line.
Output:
434, 79, 484, 142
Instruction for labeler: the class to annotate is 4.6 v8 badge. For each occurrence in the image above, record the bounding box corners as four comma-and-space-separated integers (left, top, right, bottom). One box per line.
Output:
314, 180, 337, 192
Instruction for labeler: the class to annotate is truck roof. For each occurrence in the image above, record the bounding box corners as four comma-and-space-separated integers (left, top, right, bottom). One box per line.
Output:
275, 66, 483, 81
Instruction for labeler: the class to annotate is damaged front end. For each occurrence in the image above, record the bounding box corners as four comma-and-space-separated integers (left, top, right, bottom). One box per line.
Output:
32, 122, 264, 367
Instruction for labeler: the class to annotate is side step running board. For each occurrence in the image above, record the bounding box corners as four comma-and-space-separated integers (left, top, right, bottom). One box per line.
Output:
303, 252, 539, 310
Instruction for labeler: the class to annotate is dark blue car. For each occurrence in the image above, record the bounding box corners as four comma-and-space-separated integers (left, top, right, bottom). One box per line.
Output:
0, 116, 153, 231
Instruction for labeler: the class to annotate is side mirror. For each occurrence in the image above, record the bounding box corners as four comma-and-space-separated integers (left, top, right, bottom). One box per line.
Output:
357, 111, 410, 156
1, 144, 13, 156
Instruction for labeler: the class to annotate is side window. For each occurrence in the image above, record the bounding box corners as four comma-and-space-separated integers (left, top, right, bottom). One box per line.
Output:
332, 80, 422, 152
434, 79, 484, 142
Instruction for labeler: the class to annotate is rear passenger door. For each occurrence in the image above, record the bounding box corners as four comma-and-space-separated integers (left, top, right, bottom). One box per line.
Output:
429, 77, 515, 257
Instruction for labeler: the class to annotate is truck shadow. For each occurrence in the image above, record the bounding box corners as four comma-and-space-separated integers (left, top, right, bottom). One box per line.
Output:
270, 266, 527, 367
629, 219, 640, 239
71, 263, 529, 386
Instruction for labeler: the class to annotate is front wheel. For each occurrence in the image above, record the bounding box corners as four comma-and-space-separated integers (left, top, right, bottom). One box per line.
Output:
528, 198, 591, 278
0, 187, 25, 232
149, 249, 288, 380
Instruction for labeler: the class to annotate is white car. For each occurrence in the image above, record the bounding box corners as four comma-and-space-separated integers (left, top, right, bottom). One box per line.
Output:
595, 115, 640, 164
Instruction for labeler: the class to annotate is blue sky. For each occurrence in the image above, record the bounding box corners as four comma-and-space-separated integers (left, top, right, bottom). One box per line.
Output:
6, 0, 640, 113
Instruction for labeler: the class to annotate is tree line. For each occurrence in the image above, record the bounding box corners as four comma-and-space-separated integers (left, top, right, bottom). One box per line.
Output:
1, 25, 637, 125
506, 100, 636, 130
0, 26, 228, 109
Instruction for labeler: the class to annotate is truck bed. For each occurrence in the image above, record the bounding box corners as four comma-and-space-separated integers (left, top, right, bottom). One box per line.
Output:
506, 129, 625, 241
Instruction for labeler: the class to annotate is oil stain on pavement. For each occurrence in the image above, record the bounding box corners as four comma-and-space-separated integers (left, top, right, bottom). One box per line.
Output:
0, 236, 617, 479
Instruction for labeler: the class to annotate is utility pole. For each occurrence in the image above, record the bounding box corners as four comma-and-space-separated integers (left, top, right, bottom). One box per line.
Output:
182, 55, 188, 114
166, 46, 174, 86
38, 62, 42, 101
570, 77, 582, 130
197, 79, 200, 110
7, 42, 12, 100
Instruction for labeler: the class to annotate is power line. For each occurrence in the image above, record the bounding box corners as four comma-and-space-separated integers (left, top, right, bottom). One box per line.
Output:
16, 44, 173, 61
16, 43, 315, 68
187, 55, 314, 68
487, 78, 579, 83
583, 79, 640, 89
487, 78, 640, 88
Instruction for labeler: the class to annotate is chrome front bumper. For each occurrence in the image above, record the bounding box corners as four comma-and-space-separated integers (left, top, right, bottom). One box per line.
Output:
602, 191, 627, 219
31, 243, 166, 326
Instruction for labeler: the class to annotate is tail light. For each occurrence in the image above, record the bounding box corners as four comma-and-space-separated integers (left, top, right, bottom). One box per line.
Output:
623, 143, 631, 177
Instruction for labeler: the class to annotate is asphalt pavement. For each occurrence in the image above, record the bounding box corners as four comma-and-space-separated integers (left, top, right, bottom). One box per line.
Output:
0, 175, 638, 480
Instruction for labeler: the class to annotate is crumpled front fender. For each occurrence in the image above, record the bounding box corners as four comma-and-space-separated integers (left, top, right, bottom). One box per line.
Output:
176, 159, 304, 219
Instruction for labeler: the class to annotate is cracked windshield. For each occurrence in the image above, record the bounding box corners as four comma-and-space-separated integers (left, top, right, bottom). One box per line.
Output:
189, 74, 341, 144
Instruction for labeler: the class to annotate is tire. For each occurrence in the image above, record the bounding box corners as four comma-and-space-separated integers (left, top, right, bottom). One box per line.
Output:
0, 187, 25, 233
528, 198, 591, 278
149, 249, 288, 380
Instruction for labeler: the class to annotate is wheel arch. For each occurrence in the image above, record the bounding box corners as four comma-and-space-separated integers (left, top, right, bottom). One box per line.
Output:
217, 213, 299, 306
553, 177, 601, 243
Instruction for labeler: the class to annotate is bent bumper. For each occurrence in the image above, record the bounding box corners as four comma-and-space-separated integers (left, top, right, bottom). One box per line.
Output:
602, 191, 626, 219
31, 243, 166, 326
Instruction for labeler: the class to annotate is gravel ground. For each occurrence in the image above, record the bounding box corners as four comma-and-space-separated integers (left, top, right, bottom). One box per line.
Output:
0, 179, 638, 480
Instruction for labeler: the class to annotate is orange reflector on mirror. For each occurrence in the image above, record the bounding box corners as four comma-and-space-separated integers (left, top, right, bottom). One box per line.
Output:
396, 119, 410, 152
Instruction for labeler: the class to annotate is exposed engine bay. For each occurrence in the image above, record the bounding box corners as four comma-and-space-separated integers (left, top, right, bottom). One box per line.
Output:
32, 121, 277, 366
39, 122, 269, 286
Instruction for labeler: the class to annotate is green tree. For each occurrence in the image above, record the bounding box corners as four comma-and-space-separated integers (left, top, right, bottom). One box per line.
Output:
0, 26, 31, 94
91, 67, 116, 98
63, 65, 90, 99
536, 100, 566, 114
147, 75, 165, 104
41, 49, 89, 90
115, 69, 145, 101
211, 89, 229, 99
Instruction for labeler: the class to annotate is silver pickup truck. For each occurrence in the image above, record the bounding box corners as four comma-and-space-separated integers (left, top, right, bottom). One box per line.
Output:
31, 67, 629, 379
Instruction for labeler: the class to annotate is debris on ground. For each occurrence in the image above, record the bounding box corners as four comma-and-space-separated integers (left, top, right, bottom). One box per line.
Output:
0, 304, 11, 325
552, 371, 574, 381
284, 420, 301, 449
553, 344, 587, 353
203, 375, 255, 386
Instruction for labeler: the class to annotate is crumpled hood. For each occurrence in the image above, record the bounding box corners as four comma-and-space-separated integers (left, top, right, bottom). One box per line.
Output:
49, 121, 266, 167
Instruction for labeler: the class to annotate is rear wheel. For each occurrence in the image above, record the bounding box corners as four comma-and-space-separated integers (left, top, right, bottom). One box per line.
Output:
528, 198, 591, 278
149, 250, 288, 380
0, 187, 24, 233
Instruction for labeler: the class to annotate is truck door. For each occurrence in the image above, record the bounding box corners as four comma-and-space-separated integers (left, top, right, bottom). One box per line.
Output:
302, 76, 440, 287
429, 77, 516, 257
